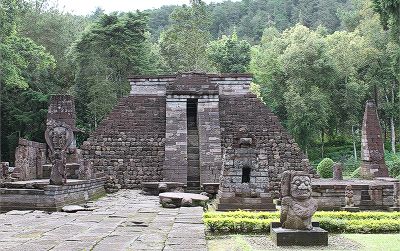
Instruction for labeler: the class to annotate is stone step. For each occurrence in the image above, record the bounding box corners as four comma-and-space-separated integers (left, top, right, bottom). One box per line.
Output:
187, 181, 200, 188
187, 153, 199, 160
188, 160, 199, 166
188, 147, 199, 154
187, 135, 199, 146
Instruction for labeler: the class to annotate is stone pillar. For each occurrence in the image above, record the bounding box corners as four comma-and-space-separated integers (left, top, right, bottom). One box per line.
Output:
360, 100, 388, 179
163, 98, 188, 183
198, 97, 222, 184
332, 162, 343, 180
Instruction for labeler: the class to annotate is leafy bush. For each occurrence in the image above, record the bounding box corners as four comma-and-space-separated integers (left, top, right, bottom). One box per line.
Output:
204, 211, 400, 234
350, 166, 361, 178
317, 158, 334, 178
386, 155, 400, 178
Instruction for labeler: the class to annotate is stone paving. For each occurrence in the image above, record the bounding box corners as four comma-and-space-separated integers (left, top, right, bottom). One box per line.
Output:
0, 190, 207, 251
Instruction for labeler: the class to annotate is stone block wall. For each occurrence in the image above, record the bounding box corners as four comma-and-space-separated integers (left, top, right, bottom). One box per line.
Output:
219, 94, 309, 197
198, 97, 222, 183
164, 98, 188, 183
14, 138, 47, 180
312, 179, 395, 210
81, 96, 166, 188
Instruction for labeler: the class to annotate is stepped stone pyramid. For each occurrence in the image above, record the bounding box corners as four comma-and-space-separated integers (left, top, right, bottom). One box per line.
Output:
81, 72, 313, 209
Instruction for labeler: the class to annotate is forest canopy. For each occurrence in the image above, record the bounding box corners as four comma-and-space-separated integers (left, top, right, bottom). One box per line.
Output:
1, 0, 399, 168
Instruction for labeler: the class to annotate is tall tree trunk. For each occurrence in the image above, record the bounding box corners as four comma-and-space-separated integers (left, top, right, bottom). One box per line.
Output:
391, 81, 396, 153
352, 125, 357, 161
321, 129, 324, 158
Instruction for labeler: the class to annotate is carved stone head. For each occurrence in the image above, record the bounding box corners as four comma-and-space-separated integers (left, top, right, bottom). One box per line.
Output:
281, 171, 312, 200
45, 120, 73, 153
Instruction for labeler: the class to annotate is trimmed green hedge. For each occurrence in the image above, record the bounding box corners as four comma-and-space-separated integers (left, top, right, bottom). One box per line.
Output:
317, 158, 334, 178
204, 211, 400, 234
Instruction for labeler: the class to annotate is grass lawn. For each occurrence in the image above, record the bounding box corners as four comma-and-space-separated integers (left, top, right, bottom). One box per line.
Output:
344, 234, 400, 251
207, 234, 400, 251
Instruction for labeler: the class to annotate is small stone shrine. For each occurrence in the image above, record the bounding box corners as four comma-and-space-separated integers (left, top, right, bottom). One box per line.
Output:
360, 100, 388, 179
81, 73, 313, 210
271, 171, 328, 246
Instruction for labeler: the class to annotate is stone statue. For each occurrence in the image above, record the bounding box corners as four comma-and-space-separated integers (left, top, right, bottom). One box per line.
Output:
280, 171, 317, 230
45, 121, 73, 185
345, 184, 354, 207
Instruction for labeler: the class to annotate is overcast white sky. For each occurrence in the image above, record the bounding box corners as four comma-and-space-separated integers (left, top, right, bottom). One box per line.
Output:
56, 0, 235, 15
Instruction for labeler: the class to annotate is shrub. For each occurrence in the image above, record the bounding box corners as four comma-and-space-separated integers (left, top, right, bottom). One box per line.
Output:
387, 156, 400, 178
350, 167, 361, 178
204, 211, 400, 234
317, 158, 334, 178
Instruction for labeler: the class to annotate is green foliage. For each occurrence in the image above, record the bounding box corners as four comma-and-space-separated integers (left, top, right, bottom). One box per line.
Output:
317, 158, 335, 178
350, 167, 361, 178
207, 31, 251, 73
372, 0, 400, 42
72, 12, 158, 129
0, 0, 56, 162
159, 0, 213, 72
385, 152, 400, 177
204, 211, 400, 234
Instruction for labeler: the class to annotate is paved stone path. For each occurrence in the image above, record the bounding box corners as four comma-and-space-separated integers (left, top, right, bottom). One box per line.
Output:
0, 190, 207, 251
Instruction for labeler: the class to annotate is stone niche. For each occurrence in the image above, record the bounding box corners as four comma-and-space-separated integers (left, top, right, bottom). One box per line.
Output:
217, 131, 276, 211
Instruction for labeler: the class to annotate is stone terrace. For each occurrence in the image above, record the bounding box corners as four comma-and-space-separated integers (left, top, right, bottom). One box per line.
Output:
0, 190, 206, 251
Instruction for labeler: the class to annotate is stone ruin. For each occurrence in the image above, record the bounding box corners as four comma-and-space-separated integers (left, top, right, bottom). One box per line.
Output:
0, 95, 105, 212
360, 100, 388, 179
81, 72, 313, 210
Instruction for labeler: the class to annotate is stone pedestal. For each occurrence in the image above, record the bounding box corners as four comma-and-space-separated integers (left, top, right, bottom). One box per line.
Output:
270, 222, 328, 246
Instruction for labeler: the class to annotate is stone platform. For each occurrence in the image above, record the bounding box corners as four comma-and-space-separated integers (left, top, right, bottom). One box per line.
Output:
270, 222, 328, 246
312, 178, 397, 211
0, 178, 106, 212
0, 190, 207, 251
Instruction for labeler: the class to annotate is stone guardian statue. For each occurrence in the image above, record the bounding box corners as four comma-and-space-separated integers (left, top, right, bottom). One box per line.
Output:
280, 171, 317, 230
45, 121, 73, 185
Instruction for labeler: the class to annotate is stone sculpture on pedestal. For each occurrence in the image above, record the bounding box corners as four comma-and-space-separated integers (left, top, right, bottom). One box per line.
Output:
271, 170, 328, 246
45, 121, 73, 185
342, 184, 360, 212
280, 171, 317, 230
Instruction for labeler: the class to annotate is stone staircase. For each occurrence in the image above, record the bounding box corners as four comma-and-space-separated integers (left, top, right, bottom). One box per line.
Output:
187, 100, 201, 193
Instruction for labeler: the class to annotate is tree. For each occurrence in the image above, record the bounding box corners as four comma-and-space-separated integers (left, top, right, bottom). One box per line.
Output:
372, 0, 400, 42
159, 0, 212, 72
207, 31, 251, 73
72, 12, 158, 129
1, 0, 56, 162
